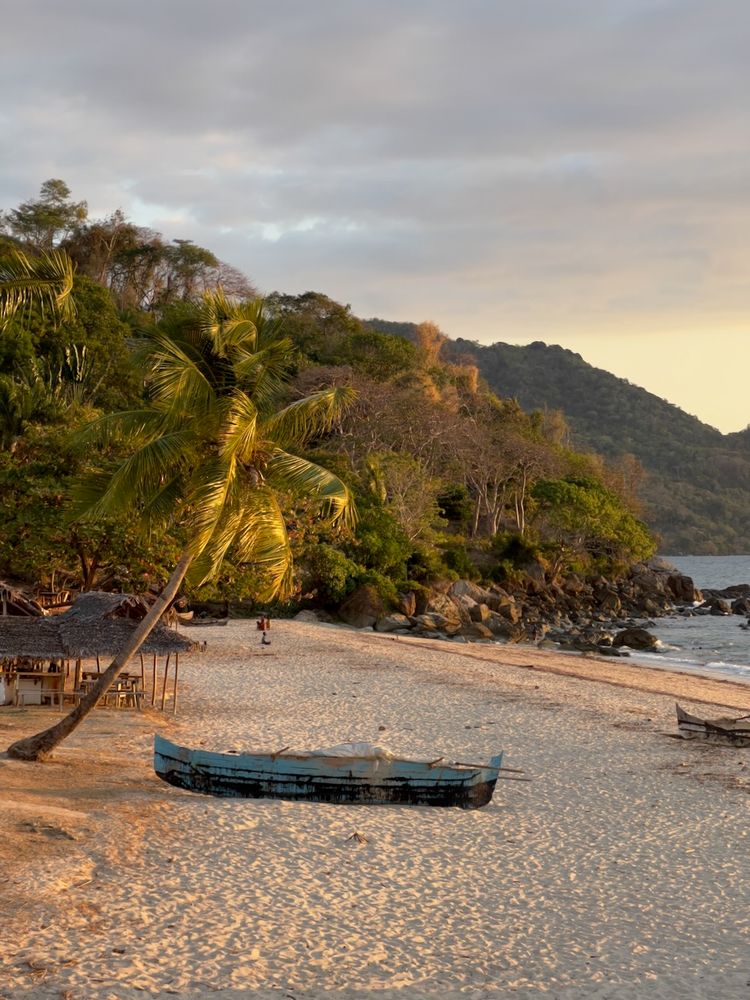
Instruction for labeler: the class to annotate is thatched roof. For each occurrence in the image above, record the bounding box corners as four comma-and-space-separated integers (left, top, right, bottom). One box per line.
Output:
0, 591, 196, 660
0, 581, 45, 617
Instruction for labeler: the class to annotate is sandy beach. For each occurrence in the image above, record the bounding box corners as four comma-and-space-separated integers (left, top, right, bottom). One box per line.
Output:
2, 620, 750, 999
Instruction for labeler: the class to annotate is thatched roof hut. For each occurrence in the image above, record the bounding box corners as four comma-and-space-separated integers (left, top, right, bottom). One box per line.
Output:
0, 581, 45, 617
0, 591, 196, 661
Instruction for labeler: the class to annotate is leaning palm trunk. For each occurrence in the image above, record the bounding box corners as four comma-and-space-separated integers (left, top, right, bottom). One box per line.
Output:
7, 551, 193, 761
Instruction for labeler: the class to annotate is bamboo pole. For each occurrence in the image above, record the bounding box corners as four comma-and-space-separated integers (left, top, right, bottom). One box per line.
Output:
160, 653, 171, 711
172, 654, 179, 715
151, 654, 157, 706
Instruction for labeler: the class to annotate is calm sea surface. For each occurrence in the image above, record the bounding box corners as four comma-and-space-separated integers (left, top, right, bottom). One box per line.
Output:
626, 555, 750, 685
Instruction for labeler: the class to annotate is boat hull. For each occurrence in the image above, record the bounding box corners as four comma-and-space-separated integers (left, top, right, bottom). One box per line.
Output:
676, 703, 750, 748
154, 735, 502, 809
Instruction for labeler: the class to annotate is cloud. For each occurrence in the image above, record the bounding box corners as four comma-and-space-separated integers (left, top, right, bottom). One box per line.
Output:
2, 0, 749, 429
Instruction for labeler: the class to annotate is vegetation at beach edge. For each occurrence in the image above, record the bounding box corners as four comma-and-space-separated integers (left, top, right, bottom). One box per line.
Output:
1, 180, 657, 616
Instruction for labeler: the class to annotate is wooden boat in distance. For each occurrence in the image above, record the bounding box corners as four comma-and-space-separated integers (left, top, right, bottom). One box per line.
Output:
154, 734, 504, 809
676, 703, 750, 748
181, 616, 228, 627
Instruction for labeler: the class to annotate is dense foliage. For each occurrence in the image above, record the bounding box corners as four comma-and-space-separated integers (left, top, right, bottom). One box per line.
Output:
436, 339, 750, 554
0, 181, 658, 604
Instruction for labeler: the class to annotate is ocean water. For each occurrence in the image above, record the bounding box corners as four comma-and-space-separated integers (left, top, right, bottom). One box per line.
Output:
625, 555, 750, 685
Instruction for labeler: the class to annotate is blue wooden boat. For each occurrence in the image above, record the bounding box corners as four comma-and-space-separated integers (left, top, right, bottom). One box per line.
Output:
153, 734, 503, 809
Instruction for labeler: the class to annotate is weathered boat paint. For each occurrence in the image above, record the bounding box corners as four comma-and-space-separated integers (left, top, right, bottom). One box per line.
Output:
154, 734, 503, 808
676, 703, 750, 748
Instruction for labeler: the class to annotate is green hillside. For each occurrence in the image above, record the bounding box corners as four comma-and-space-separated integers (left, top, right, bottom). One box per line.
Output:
366, 322, 750, 554
449, 339, 750, 554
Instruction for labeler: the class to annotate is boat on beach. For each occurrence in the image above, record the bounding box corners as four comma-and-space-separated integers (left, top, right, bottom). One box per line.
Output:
153, 734, 504, 808
675, 702, 750, 747
180, 616, 228, 627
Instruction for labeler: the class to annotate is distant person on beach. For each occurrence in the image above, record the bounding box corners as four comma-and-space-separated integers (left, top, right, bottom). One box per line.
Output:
257, 614, 271, 646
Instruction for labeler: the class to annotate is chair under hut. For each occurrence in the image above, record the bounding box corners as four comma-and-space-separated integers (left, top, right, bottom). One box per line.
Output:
0, 591, 196, 711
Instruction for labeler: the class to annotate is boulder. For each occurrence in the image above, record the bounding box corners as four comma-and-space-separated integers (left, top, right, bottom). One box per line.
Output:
338, 585, 385, 629
612, 627, 659, 650
594, 587, 621, 615
397, 591, 417, 617
698, 597, 732, 616
422, 593, 464, 634
375, 613, 412, 633
731, 597, 750, 616
412, 613, 444, 632
466, 622, 494, 640
449, 579, 496, 606
412, 614, 458, 638
293, 609, 320, 623
469, 603, 492, 624
493, 597, 521, 624
629, 566, 670, 599
521, 561, 547, 594
667, 573, 701, 604
562, 574, 586, 595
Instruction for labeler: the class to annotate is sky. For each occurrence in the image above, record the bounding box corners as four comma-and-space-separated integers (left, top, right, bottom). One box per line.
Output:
2, 1, 749, 433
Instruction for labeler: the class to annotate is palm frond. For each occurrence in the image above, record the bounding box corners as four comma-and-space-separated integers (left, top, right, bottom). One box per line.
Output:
72, 431, 195, 521
231, 487, 294, 599
0, 249, 76, 328
144, 330, 216, 418
219, 389, 258, 463
265, 449, 356, 528
232, 337, 298, 408
72, 408, 166, 448
184, 455, 238, 555
137, 472, 187, 533
187, 504, 247, 585
199, 290, 259, 356
262, 386, 357, 449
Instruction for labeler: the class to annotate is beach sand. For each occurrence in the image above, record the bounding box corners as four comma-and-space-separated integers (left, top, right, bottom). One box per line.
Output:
2, 620, 750, 999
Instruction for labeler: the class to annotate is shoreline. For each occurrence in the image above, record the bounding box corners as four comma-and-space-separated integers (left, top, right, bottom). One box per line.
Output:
2, 619, 750, 999
361, 627, 750, 711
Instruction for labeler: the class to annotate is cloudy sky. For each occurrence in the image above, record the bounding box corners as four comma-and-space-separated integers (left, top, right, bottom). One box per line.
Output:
2, 1, 749, 432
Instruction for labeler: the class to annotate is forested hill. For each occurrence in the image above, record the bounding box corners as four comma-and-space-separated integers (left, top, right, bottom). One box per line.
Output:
367, 322, 750, 554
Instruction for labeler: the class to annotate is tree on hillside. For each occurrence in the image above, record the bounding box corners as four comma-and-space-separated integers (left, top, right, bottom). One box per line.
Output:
413, 321, 446, 364
1, 180, 87, 251
531, 476, 655, 573
2, 275, 141, 410
7, 291, 355, 762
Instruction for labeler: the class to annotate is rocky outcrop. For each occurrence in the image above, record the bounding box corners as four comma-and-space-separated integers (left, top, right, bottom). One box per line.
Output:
331, 560, 723, 656
697, 597, 732, 616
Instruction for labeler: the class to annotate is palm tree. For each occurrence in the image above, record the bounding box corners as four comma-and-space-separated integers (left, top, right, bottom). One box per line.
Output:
7, 291, 355, 761
0, 247, 76, 327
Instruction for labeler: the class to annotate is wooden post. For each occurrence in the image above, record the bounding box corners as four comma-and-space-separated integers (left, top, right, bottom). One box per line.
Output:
95, 654, 101, 674
151, 654, 157, 706
139, 653, 145, 686
74, 659, 82, 692
160, 654, 170, 711
172, 654, 179, 714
